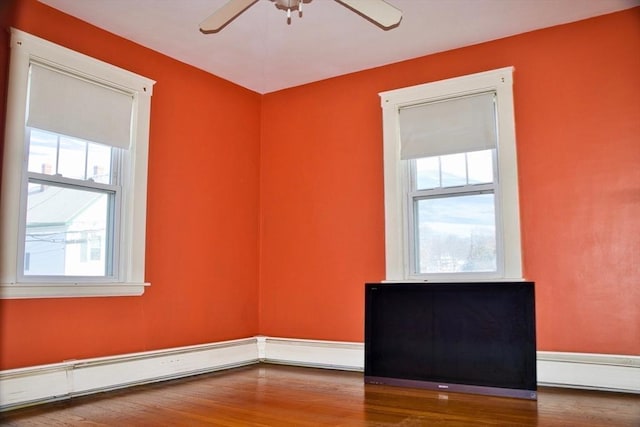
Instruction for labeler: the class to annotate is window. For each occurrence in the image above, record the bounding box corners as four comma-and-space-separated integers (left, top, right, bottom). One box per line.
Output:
380, 67, 522, 281
24, 129, 117, 278
0, 29, 155, 298
410, 149, 497, 275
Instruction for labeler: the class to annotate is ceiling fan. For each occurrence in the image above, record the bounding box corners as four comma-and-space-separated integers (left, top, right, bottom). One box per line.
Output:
199, 0, 403, 33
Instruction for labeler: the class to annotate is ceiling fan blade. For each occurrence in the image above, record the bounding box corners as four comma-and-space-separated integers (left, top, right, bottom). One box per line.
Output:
199, 0, 258, 33
335, 0, 402, 29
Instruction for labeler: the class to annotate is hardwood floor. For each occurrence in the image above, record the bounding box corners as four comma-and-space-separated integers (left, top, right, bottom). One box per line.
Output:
1, 364, 639, 426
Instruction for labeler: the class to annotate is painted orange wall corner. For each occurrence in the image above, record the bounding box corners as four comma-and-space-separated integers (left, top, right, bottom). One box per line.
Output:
1, 2, 638, 371
0, 0, 262, 369
258, 7, 640, 355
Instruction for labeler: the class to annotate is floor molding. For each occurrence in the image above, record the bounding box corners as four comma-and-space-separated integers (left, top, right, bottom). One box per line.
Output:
0, 338, 259, 411
537, 351, 640, 393
258, 336, 364, 371
1, 337, 637, 411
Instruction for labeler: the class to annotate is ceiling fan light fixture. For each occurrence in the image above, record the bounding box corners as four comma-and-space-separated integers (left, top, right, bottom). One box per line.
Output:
200, 0, 401, 34
271, 0, 308, 23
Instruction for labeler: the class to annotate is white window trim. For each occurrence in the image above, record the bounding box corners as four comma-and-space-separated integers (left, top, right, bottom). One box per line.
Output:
379, 67, 523, 282
0, 29, 155, 298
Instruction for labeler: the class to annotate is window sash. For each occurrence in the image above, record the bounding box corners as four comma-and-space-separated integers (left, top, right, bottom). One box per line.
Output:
407, 156, 499, 278
19, 126, 123, 282
26, 127, 119, 184
410, 150, 497, 193
19, 173, 121, 282
409, 190, 497, 276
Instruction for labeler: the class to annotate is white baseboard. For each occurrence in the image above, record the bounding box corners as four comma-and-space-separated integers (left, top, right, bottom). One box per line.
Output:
259, 338, 640, 395
537, 351, 640, 393
0, 338, 259, 411
1, 337, 638, 411
258, 336, 364, 371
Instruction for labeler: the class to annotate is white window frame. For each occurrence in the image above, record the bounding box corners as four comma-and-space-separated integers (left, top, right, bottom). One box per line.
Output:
407, 150, 499, 278
20, 128, 123, 283
0, 29, 155, 298
380, 67, 522, 282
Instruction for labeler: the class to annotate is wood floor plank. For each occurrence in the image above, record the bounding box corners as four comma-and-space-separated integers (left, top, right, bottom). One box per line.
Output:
1, 364, 638, 426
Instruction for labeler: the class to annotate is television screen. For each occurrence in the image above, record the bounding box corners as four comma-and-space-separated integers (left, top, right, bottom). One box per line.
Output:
364, 282, 537, 399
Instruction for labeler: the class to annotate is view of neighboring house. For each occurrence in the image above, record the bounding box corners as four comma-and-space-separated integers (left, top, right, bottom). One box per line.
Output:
25, 184, 107, 276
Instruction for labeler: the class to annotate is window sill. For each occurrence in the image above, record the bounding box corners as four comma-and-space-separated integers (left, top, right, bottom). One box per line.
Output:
380, 277, 527, 284
382, 278, 526, 283
0, 282, 149, 299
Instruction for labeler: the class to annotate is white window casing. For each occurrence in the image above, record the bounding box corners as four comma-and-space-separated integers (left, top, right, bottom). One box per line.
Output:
0, 29, 155, 298
379, 67, 523, 282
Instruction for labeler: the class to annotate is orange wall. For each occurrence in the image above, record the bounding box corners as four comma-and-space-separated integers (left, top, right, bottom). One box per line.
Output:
0, 0, 261, 369
1, 2, 638, 370
260, 8, 640, 355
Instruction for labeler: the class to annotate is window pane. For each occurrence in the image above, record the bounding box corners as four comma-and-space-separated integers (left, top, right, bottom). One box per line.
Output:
415, 156, 440, 189
24, 181, 112, 277
27, 129, 58, 175
87, 142, 113, 184
57, 136, 86, 179
28, 129, 115, 183
440, 153, 467, 187
467, 149, 494, 184
416, 193, 496, 274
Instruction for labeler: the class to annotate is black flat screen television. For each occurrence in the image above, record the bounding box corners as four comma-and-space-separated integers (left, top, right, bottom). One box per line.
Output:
364, 282, 537, 399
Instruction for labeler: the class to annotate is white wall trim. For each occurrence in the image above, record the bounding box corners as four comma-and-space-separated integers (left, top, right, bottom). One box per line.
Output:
1, 337, 637, 411
0, 282, 150, 299
0, 29, 155, 299
260, 337, 364, 371
259, 339, 640, 395
379, 67, 523, 281
537, 351, 640, 393
0, 338, 258, 411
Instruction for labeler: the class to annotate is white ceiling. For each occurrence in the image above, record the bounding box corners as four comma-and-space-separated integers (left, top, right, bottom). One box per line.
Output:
39, 0, 639, 94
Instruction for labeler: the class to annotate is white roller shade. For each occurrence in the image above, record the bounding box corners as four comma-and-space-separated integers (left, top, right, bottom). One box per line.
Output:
26, 62, 133, 149
399, 92, 496, 160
